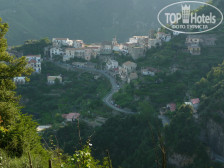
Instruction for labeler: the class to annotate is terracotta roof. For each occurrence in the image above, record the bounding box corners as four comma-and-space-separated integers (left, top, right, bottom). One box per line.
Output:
146, 67, 159, 72
167, 103, 176, 112
66, 48, 85, 51
47, 76, 62, 81
157, 32, 166, 34
62, 113, 80, 120
87, 47, 100, 49
123, 61, 136, 67
29, 59, 37, 64
129, 72, 138, 79
191, 98, 200, 104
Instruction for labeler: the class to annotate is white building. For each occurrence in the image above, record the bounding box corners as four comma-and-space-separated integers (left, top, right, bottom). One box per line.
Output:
112, 45, 121, 52
50, 47, 64, 59
13, 77, 26, 85
64, 48, 95, 61
47, 76, 62, 84
128, 36, 148, 47
156, 32, 171, 42
128, 37, 138, 44
164, 34, 171, 42
142, 69, 154, 76
122, 61, 137, 73
25, 55, 41, 73
185, 102, 193, 106
86, 46, 101, 58
141, 67, 159, 76
100, 42, 112, 55
120, 44, 129, 54
119, 66, 128, 81
148, 38, 162, 48
106, 59, 118, 70
37, 125, 52, 132
52, 38, 73, 47
84, 48, 92, 61
62, 113, 80, 122
64, 48, 85, 60
73, 40, 84, 48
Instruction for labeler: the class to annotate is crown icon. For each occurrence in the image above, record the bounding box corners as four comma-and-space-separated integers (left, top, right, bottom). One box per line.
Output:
182, 4, 190, 11
181, 4, 191, 24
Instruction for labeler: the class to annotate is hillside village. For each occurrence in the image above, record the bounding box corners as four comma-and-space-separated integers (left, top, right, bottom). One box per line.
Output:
2, 0, 224, 166
14, 29, 174, 84
11, 28, 220, 129
49, 29, 172, 61
48, 29, 175, 83
17, 28, 217, 86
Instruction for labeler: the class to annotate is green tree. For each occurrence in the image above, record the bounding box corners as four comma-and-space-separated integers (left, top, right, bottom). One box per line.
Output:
0, 18, 46, 158
165, 105, 200, 156
65, 142, 112, 168
0, 18, 111, 167
15, 37, 51, 56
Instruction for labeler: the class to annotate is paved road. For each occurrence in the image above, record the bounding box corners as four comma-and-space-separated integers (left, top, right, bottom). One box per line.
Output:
54, 61, 224, 163
55, 62, 135, 114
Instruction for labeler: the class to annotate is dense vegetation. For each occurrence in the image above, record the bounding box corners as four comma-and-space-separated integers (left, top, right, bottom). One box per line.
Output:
16, 62, 112, 124
0, 18, 50, 167
14, 38, 51, 56
43, 102, 166, 168
0, 19, 111, 168
1, 0, 224, 167
113, 31, 224, 111
194, 61, 224, 127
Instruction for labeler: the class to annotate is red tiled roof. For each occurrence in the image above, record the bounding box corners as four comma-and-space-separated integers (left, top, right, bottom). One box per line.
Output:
191, 98, 200, 105
62, 113, 80, 120
66, 48, 85, 51
123, 61, 136, 67
167, 103, 176, 112
87, 47, 100, 49
29, 59, 37, 64
146, 67, 159, 72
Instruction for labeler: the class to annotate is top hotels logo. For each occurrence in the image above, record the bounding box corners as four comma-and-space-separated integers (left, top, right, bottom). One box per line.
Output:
158, 1, 223, 34
182, 4, 191, 24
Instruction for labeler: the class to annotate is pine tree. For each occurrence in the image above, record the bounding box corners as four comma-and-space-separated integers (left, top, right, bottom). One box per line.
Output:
0, 18, 44, 157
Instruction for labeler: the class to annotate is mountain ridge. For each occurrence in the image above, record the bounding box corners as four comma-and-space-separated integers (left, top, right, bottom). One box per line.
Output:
0, 0, 209, 45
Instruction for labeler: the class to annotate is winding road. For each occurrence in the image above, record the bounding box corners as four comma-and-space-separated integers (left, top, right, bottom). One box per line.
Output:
53, 62, 224, 163
54, 62, 135, 114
